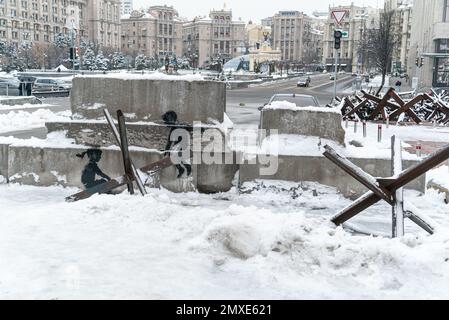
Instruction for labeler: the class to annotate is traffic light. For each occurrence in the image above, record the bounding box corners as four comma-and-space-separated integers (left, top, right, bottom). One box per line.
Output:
415, 57, 424, 67
70, 47, 79, 60
334, 30, 343, 50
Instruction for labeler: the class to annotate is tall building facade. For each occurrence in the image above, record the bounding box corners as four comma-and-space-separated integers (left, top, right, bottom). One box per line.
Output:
0, 0, 87, 47
87, 0, 121, 49
386, 0, 413, 74
182, 8, 246, 68
120, 6, 183, 60
121, 0, 133, 16
408, 0, 449, 88
0, 0, 120, 49
322, 5, 379, 72
271, 11, 313, 62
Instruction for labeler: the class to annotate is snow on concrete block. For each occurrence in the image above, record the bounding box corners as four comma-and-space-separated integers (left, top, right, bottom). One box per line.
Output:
71, 76, 226, 123
260, 102, 345, 145
0, 96, 42, 106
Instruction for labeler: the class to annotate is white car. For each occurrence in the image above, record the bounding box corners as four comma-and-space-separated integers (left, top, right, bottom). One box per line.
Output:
33, 78, 72, 92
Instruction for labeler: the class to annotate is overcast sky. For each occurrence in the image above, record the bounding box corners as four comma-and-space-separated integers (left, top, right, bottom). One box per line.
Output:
133, 0, 383, 22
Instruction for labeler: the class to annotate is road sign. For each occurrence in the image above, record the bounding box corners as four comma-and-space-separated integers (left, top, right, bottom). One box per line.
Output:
341, 31, 349, 38
332, 10, 348, 25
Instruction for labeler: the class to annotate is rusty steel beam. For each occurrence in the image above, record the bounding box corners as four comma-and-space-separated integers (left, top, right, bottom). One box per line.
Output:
323, 146, 393, 205
331, 142, 449, 226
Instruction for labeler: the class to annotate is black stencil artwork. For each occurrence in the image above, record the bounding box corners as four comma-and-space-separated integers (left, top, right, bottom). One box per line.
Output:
76, 149, 111, 189
162, 111, 192, 178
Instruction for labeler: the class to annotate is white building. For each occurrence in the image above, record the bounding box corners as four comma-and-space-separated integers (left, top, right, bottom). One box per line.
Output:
408, 0, 449, 88
182, 7, 246, 68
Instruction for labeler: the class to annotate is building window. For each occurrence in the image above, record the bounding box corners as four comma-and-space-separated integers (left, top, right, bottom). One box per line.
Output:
434, 39, 449, 87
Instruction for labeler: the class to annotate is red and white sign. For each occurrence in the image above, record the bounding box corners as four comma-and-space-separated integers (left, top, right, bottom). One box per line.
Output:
331, 10, 348, 25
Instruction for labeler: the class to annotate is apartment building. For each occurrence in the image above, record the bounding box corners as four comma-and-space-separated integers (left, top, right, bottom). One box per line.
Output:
182, 7, 246, 68
0, 0, 87, 47
0, 0, 120, 49
386, 0, 413, 74
408, 0, 449, 88
86, 0, 120, 49
121, 6, 183, 60
271, 11, 313, 62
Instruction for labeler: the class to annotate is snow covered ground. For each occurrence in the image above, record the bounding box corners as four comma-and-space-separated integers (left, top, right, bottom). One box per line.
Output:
0, 181, 448, 299
0, 108, 70, 135
1, 101, 449, 299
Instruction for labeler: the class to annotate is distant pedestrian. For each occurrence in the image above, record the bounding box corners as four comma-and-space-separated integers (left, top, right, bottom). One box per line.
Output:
26, 80, 32, 96
18, 80, 24, 96
395, 80, 402, 92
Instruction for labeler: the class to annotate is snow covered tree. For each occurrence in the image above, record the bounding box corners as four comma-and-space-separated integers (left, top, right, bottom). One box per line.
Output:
135, 54, 147, 70
54, 33, 71, 48
110, 52, 127, 70
82, 47, 96, 70
95, 51, 110, 70
146, 56, 160, 70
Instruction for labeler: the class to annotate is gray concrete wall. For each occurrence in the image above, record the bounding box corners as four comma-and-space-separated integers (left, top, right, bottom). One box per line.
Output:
260, 108, 346, 145
240, 155, 425, 198
5, 145, 238, 194
71, 77, 226, 123
0, 144, 8, 179
46, 121, 225, 150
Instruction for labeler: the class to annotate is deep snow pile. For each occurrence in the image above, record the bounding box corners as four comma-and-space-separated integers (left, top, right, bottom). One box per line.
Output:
0, 181, 448, 299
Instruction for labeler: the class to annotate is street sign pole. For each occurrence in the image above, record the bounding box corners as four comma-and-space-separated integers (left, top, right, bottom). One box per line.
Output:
333, 45, 338, 103
331, 10, 347, 104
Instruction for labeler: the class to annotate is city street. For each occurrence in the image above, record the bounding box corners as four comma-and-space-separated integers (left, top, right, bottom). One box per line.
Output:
226, 73, 353, 126
33, 73, 354, 129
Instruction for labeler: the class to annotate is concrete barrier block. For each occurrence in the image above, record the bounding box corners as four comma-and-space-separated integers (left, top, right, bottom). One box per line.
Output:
428, 180, 449, 203
240, 155, 425, 198
6, 145, 237, 194
0, 144, 9, 179
260, 107, 346, 145
0, 96, 42, 106
45, 121, 226, 150
70, 77, 225, 123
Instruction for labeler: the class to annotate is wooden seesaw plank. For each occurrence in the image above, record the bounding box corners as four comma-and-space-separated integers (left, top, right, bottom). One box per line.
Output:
103, 109, 146, 196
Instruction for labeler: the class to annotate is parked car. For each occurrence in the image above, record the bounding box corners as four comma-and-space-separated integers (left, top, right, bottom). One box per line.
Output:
258, 93, 320, 111
297, 76, 311, 87
0, 76, 20, 96
33, 78, 72, 92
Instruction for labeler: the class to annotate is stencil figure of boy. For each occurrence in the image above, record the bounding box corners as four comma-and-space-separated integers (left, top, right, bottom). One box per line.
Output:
162, 111, 192, 178
76, 149, 111, 189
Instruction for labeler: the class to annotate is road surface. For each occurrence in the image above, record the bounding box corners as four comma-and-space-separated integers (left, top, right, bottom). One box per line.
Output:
226, 73, 353, 126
